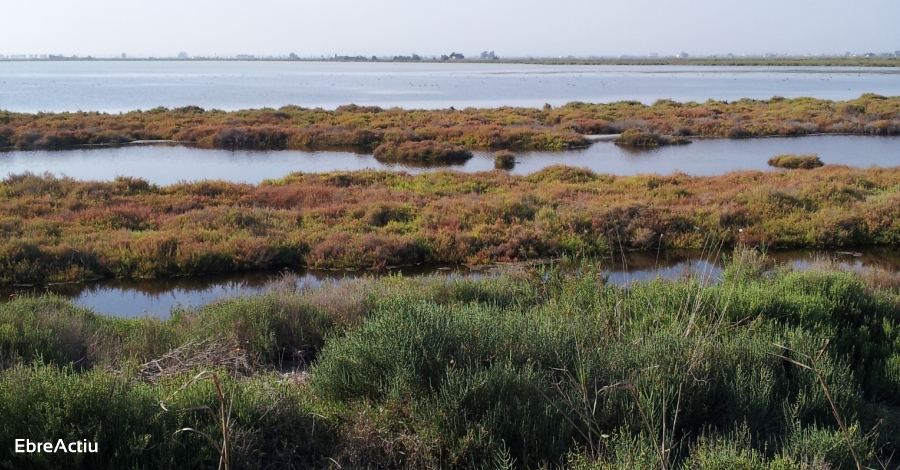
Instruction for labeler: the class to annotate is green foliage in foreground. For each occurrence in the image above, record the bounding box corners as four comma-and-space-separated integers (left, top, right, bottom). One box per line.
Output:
5, 166, 900, 286
2, 253, 900, 468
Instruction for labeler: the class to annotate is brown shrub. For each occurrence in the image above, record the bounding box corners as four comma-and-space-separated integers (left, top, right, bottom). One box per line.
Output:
494, 150, 516, 169
373, 140, 473, 161
251, 185, 336, 209
767, 154, 825, 169
614, 128, 691, 147
307, 232, 427, 269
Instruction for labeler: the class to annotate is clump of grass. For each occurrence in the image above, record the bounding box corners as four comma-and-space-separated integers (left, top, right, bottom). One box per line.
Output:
373, 140, 473, 161
494, 150, 516, 169
160, 370, 233, 470
767, 154, 825, 169
774, 339, 865, 470
614, 129, 691, 147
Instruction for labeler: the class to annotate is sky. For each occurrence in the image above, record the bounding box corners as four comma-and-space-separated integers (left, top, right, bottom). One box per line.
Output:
2, 0, 899, 58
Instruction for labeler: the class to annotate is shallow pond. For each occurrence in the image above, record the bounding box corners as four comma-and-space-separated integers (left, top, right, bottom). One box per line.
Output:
2, 135, 899, 184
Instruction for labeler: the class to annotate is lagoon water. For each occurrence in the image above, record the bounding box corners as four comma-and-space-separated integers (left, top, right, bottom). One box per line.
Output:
2, 61, 900, 113
3, 135, 899, 184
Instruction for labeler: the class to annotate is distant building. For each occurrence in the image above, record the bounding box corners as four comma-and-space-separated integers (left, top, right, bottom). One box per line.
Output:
676, 52, 689, 58
449, 52, 465, 60
177, 52, 189, 59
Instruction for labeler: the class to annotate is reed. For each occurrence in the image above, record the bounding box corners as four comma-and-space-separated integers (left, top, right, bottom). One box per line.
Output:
160, 371, 233, 470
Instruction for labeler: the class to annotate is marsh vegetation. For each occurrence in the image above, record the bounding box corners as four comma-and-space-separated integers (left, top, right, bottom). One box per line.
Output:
3, 165, 900, 286
373, 140, 473, 162
493, 150, 516, 169
2, 95, 898, 152
2, 251, 900, 468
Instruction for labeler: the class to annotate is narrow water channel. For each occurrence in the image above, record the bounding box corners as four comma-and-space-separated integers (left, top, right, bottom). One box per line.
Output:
2, 135, 899, 185
4, 249, 898, 318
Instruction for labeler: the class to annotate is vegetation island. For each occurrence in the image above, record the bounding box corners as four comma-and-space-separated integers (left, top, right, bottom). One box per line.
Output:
1, 95, 899, 153
2, 92, 900, 469
4, 252, 900, 468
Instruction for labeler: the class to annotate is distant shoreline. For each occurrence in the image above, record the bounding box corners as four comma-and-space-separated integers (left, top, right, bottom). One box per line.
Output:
2, 57, 900, 67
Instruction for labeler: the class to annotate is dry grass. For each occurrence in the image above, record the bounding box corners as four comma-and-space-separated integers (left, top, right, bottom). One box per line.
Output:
494, 150, 516, 169
138, 338, 260, 384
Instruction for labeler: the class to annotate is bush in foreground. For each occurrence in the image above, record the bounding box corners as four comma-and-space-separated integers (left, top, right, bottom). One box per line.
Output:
4, 166, 900, 285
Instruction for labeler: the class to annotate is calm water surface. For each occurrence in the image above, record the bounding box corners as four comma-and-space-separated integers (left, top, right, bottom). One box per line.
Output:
1, 62, 899, 112
3, 249, 897, 318
2, 135, 898, 184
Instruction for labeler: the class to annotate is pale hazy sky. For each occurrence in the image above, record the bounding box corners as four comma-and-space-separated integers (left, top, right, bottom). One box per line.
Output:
2, 0, 899, 58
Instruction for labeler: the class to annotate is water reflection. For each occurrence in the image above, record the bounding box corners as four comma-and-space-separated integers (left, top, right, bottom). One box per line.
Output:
372, 157, 471, 169
3, 249, 898, 318
2, 135, 898, 184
